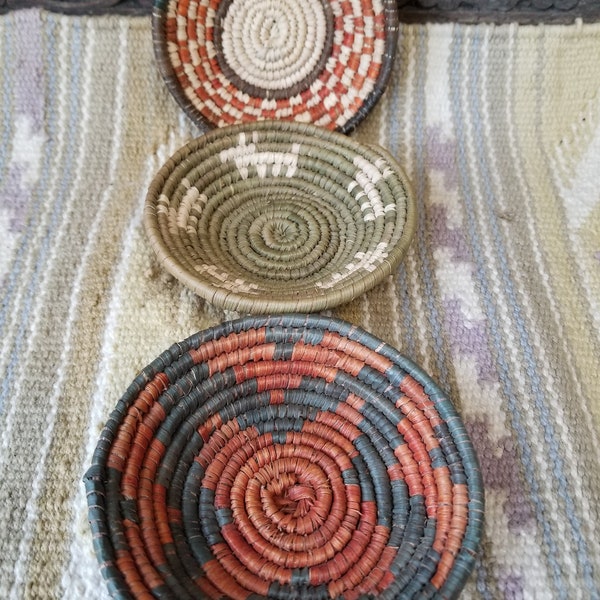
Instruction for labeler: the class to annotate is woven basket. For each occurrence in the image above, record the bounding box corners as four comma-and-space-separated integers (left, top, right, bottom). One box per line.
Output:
152, 0, 398, 133
84, 314, 484, 600
143, 121, 416, 313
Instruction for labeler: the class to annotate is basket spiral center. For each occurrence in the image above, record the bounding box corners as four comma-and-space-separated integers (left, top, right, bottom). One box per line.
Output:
265, 219, 298, 244
218, 0, 331, 92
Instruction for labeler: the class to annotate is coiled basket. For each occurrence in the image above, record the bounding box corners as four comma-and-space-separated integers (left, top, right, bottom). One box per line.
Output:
144, 121, 416, 313
152, 0, 398, 132
84, 314, 484, 600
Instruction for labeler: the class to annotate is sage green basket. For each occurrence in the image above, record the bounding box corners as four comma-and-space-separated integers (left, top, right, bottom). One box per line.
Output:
144, 121, 416, 313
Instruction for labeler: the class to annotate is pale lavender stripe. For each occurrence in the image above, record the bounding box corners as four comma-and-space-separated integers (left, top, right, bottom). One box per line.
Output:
14, 10, 44, 128
426, 124, 459, 191
443, 299, 496, 383
0, 11, 45, 242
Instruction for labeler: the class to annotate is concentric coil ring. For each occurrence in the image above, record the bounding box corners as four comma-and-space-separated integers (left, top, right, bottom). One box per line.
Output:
85, 314, 484, 600
143, 121, 416, 314
216, 0, 333, 96
152, 0, 398, 132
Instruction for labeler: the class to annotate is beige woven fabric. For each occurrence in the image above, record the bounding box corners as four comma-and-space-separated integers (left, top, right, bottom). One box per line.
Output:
0, 9, 599, 599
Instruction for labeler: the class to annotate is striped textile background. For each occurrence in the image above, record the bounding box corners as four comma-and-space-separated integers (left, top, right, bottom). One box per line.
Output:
0, 8, 599, 599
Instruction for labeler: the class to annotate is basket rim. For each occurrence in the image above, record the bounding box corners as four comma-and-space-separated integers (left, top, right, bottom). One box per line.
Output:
143, 121, 417, 313
151, 0, 399, 134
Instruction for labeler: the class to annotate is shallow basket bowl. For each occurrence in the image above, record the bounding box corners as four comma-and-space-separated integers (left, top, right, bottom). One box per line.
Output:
152, 0, 399, 133
84, 314, 484, 600
144, 121, 417, 313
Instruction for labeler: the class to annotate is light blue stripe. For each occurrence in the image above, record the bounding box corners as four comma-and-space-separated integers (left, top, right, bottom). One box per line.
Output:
387, 28, 404, 160
440, 26, 494, 600
449, 31, 567, 596
396, 266, 417, 360
0, 21, 83, 412
386, 29, 418, 362
387, 28, 449, 381
474, 553, 493, 600
411, 28, 452, 391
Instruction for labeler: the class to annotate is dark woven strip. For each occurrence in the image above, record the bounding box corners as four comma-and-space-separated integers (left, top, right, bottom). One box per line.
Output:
396, 0, 600, 24
0, 0, 154, 15
2, 0, 599, 22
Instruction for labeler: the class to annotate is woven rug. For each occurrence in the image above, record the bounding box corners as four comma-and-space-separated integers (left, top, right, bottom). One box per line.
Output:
0, 8, 599, 599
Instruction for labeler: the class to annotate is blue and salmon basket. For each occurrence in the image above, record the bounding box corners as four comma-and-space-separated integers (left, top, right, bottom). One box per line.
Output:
84, 314, 484, 599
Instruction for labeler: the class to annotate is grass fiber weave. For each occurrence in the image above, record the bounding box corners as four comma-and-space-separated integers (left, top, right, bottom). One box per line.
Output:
143, 121, 416, 313
84, 314, 484, 600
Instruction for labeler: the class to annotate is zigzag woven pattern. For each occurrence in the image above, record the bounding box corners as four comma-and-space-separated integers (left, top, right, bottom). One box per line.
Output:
84, 314, 483, 599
